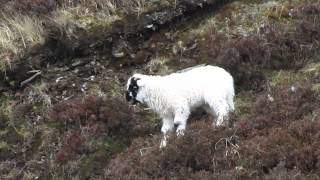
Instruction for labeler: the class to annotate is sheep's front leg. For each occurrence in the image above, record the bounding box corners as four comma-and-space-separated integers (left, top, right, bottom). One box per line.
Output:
160, 117, 174, 148
173, 108, 190, 136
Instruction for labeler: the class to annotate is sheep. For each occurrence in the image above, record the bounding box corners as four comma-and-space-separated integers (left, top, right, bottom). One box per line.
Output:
126, 65, 235, 147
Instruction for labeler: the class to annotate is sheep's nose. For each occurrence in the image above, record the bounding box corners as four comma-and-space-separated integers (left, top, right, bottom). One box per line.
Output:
125, 92, 132, 101
174, 123, 179, 129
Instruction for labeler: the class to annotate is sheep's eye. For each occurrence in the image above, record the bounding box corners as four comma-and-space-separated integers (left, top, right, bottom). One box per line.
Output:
129, 85, 138, 92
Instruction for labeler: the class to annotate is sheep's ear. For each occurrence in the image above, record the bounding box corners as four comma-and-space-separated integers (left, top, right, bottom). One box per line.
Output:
126, 77, 133, 88
136, 79, 145, 87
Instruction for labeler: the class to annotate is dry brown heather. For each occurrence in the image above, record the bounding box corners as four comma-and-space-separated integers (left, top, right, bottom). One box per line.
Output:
107, 81, 320, 179
105, 3, 320, 179
49, 96, 135, 164
190, 3, 320, 91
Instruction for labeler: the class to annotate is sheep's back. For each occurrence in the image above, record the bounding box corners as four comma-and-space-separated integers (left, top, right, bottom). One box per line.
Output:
163, 65, 233, 90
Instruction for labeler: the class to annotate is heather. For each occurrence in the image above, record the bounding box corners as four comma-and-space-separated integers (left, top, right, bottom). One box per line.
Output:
1, 0, 320, 179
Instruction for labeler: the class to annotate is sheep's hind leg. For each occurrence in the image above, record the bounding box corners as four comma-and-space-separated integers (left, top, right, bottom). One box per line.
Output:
160, 117, 174, 148
173, 108, 190, 137
209, 103, 229, 127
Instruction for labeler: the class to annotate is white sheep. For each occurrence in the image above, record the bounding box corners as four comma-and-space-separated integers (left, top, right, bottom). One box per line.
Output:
126, 65, 235, 147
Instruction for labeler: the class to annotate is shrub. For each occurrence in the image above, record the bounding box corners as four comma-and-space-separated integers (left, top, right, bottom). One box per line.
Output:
107, 121, 240, 179
50, 96, 134, 134
55, 130, 84, 164
107, 81, 320, 179
194, 3, 320, 91
49, 96, 135, 164
237, 82, 318, 137
13, 0, 57, 15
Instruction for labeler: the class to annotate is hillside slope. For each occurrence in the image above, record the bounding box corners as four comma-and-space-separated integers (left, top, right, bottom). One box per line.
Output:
0, 0, 320, 179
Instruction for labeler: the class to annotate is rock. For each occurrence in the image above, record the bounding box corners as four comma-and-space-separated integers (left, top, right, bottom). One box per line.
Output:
70, 57, 92, 69
112, 40, 128, 58
113, 52, 125, 58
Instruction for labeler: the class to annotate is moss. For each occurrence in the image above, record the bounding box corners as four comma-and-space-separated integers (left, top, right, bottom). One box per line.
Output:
0, 96, 27, 143
300, 62, 320, 78
261, 1, 292, 20
312, 83, 320, 95
0, 96, 41, 152
0, 129, 8, 137
22, 172, 39, 180
264, 70, 307, 87
2, 126, 24, 146
105, 77, 123, 98
78, 151, 106, 178
234, 95, 253, 116
25, 132, 43, 158
0, 94, 13, 119
78, 137, 127, 178
144, 56, 173, 75
77, 14, 120, 34
87, 84, 106, 96
0, 54, 11, 73
141, 0, 174, 14
185, 1, 267, 39
103, 138, 127, 153
0, 141, 9, 150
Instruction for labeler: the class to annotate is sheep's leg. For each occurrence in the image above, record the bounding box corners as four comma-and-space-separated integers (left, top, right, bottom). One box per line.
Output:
227, 93, 235, 112
216, 112, 227, 126
209, 102, 229, 127
160, 117, 174, 148
173, 108, 190, 136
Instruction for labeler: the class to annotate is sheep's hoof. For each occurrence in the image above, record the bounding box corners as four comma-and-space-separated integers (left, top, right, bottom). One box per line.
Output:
176, 129, 185, 137
160, 139, 167, 148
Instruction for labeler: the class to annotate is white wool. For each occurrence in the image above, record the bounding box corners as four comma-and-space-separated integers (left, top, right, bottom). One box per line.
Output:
127, 65, 235, 147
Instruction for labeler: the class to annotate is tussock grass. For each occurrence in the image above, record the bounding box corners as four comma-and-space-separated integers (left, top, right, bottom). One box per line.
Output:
144, 56, 172, 75
51, 8, 75, 29
0, 13, 45, 71
58, 0, 147, 16
0, 0, 150, 72
265, 70, 308, 87
1, 14, 45, 48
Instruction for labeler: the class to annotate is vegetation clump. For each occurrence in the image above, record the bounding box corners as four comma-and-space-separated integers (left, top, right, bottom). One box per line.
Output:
107, 81, 320, 179
49, 95, 135, 164
178, 2, 320, 91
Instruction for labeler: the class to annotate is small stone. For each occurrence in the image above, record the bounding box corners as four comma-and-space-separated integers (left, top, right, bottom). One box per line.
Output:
55, 77, 63, 83
113, 51, 125, 58
90, 76, 95, 81
146, 24, 154, 28
267, 94, 274, 102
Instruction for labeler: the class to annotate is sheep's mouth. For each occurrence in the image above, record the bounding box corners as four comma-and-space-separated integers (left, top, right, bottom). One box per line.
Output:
126, 91, 139, 105
126, 91, 132, 101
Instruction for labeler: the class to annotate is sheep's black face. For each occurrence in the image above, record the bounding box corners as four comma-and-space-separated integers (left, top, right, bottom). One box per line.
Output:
126, 77, 140, 105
